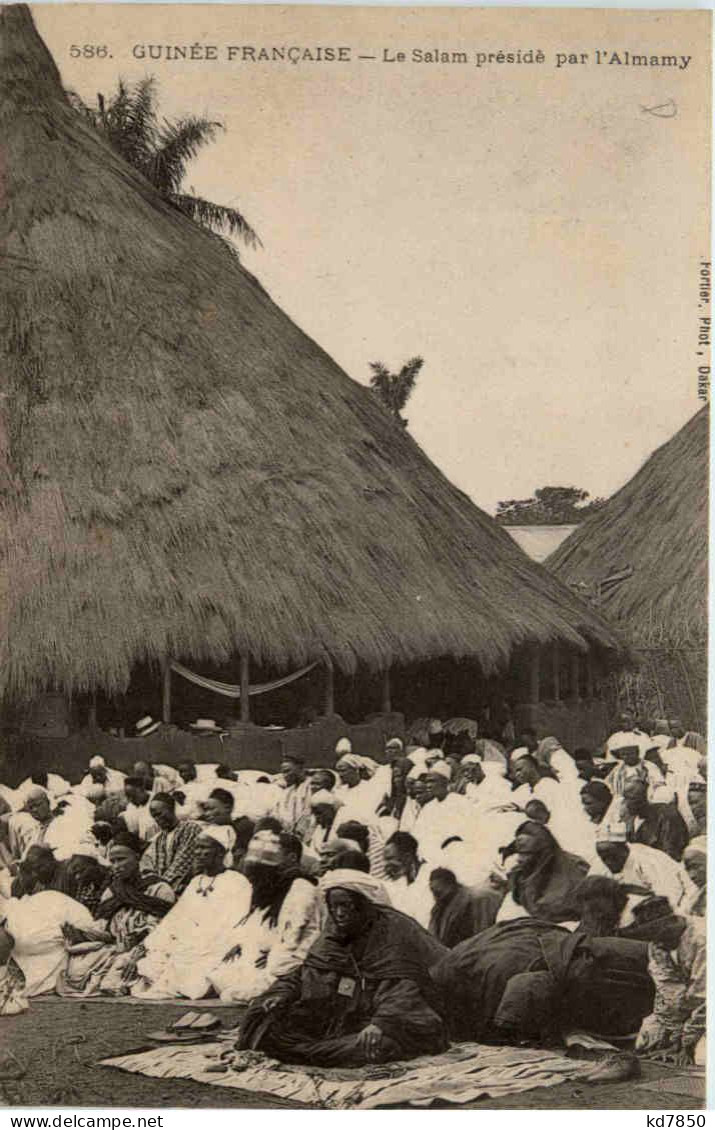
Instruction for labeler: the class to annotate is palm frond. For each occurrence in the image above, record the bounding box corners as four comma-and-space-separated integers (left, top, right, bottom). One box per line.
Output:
150, 117, 222, 197
170, 193, 261, 248
394, 356, 424, 411
118, 76, 158, 174
368, 361, 392, 394
369, 358, 423, 420
368, 362, 396, 414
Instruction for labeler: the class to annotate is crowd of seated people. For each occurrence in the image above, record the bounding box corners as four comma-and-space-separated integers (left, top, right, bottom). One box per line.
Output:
0, 712, 706, 1070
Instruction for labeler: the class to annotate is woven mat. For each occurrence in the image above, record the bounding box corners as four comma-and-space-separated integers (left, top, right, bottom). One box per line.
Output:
35, 995, 239, 1008
632, 1074, 706, 1102
100, 1037, 595, 1108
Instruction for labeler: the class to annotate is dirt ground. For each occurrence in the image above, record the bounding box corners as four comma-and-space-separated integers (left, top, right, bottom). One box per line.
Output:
1, 1000, 706, 1111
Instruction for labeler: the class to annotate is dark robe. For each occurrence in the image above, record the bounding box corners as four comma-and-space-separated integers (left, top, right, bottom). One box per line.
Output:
627, 803, 689, 861
431, 918, 653, 1043
509, 842, 589, 923
429, 884, 501, 948
239, 905, 449, 1066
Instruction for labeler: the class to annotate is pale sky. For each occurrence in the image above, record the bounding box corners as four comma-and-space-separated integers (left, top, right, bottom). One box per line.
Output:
33, 4, 711, 513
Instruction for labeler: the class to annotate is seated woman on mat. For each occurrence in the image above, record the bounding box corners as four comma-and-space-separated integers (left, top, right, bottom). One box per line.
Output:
238, 868, 449, 1067
59, 830, 175, 997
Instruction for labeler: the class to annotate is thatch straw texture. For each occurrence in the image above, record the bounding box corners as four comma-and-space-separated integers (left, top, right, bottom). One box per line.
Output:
0, 6, 625, 702
548, 407, 708, 649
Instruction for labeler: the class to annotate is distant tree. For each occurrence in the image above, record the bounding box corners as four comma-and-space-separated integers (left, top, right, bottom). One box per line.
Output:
495, 485, 606, 526
68, 77, 260, 254
369, 357, 424, 427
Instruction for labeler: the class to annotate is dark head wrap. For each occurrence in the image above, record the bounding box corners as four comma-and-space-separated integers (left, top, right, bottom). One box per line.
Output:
97, 833, 172, 921
109, 829, 144, 855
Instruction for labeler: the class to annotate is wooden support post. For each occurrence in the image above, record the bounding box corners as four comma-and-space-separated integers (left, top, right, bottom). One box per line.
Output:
381, 668, 392, 714
529, 648, 541, 704
586, 653, 595, 700
552, 645, 561, 702
240, 655, 251, 723
161, 659, 171, 724
323, 657, 335, 716
571, 653, 581, 701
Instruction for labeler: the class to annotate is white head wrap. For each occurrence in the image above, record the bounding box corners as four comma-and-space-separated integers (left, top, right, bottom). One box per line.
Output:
311, 789, 343, 810
509, 747, 531, 765
198, 825, 235, 851
89, 756, 106, 769
385, 737, 404, 753
611, 731, 652, 759
321, 868, 392, 905
406, 747, 429, 766
336, 753, 363, 771
406, 765, 428, 782
426, 761, 452, 780
358, 757, 378, 777
319, 836, 362, 856
461, 754, 483, 766
335, 737, 352, 755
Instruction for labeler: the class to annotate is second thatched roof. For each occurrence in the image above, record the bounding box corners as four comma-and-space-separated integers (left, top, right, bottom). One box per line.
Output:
0, 5, 625, 702
547, 407, 708, 648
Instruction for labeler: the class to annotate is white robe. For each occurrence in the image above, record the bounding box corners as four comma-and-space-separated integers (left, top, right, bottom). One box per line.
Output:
271, 779, 313, 834
174, 778, 215, 821
2, 891, 93, 997
397, 797, 422, 835
333, 778, 383, 825
464, 770, 514, 815
154, 764, 183, 791
0, 785, 20, 813
209, 877, 322, 1002
42, 804, 98, 862
412, 793, 476, 866
383, 868, 433, 928
661, 744, 702, 778
590, 843, 697, 926
122, 803, 160, 843
76, 769, 126, 799
604, 760, 674, 806
7, 812, 47, 860
132, 870, 252, 1000
16, 775, 71, 804
548, 749, 581, 786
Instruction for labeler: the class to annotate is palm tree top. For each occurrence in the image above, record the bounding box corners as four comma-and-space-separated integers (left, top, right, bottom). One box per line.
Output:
69, 76, 260, 252
369, 356, 424, 427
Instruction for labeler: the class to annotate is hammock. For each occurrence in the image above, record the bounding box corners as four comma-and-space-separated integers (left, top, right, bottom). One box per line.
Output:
169, 660, 318, 699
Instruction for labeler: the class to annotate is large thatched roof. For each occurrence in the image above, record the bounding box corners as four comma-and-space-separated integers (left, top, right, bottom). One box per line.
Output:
548, 407, 708, 648
0, 5, 625, 702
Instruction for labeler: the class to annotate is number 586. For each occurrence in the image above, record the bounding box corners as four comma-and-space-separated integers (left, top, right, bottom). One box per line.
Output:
69, 45, 111, 58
